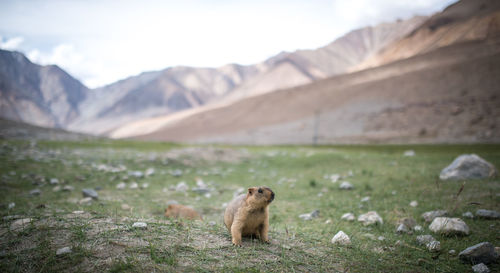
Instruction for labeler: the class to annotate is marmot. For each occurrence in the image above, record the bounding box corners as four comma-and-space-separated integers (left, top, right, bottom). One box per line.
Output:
224, 186, 275, 246
165, 204, 202, 220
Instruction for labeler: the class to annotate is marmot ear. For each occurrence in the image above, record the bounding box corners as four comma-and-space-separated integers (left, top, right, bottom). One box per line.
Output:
248, 187, 254, 195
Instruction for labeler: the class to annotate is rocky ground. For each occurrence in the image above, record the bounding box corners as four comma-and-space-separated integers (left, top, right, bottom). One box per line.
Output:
0, 139, 499, 272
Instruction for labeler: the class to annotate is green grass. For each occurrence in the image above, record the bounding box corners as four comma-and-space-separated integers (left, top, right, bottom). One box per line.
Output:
0, 139, 499, 272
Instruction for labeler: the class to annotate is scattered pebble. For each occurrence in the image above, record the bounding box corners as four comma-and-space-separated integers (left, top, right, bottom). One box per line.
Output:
208, 221, 216, 226
404, 150, 415, 157
56, 246, 72, 256
325, 219, 332, 224
50, 178, 59, 185
116, 182, 126, 190
176, 182, 189, 192
426, 241, 441, 252
331, 231, 351, 245
52, 186, 61, 192
472, 263, 490, 273
62, 185, 74, 192
30, 189, 41, 196
361, 196, 370, 202
463, 211, 474, 219
339, 182, 353, 190
416, 235, 436, 245
121, 204, 131, 210
341, 213, 355, 221
128, 171, 144, 178
10, 218, 32, 232
8, 202, 15, 209
82, 189, 98, 199
409, 201, 418, 207
459, 242, 498, 264
377, 236, 385, 241
129, 182, 138, 189
132, 222, 147, 229
475, 209, 500, 220
396, 224, 409, 234
145, 168, 155, 176
414, 225, 423, 232
72, 211, 85, 214
449, 249, 456, 255
141, 183, 149, 189
299, 210, 320, 221
79, 197, 93, 205
422, 210, 448, 222
429, 217, 469, 236
358, 211, 383, 226
391, 190, 397, 195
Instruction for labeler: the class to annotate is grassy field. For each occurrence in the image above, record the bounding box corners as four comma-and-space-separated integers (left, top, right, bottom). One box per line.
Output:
0, 139, 499, 272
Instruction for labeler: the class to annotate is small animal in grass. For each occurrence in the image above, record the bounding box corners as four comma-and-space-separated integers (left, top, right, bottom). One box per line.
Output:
224, 186, 275, 246
164, 204, 202, 220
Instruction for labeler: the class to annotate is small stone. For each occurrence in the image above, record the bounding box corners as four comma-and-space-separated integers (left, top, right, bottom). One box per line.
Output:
463, 211, 474, 219
10, 218, 32, 232
422, 210, 448, 222
30, 189, 41, 196
192, 188, 210, 194
50, 178, 59, 185
427, 241, 441, 252
171, 169, 183, 177
72, 210, 85, 214
416, 235, 436, 245
475, 209, 500, 220
404, 150, 415, 157
208, 221, 216, 226
325, 219, 332, 224
281, 244, 292, 250
62, 185, 74, 192
363, 233, 376, 240
358, 211, 383, 226
449, 249, 456, 255
145, 168, 155, 176
341, 212, 355, 221
331, 231, 351, 245
409, 201, 418, 207
8, 202, 15, 209
299, 210, 320, 221
396, 223, 409, 234
459, 242, 498, 265
132, 222, 147, 229
414, 225, 423, 232
472, 263, 490, 273
121, 204, 131, 210
395, 240, 403, 247
56, 246, 72, 256
141, 183, 149, 189
128, 171, 144, 178
377, 236, 385, 241
166, 200, 179, 206
439, 154, 497, 180
429, 217, 469, 236
339, 182, 353, 190
129, 182, 138, 189
361, 196, 370, 202
397, 218, 417, 229
176, 182, 189, 192
79, 197, 93, 205
391, 190, 397, 195
52, 186, 61, 192
82, 189, 98, 199
116, 182, 126, 190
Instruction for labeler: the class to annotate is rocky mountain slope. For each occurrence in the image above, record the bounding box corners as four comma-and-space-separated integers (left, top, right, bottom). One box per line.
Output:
115, 0, 500, 144
0, 50, 89, 128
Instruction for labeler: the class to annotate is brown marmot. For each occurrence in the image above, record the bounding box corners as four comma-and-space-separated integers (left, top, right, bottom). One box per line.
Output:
224, 186, 275, 246
165, 204, 202, 220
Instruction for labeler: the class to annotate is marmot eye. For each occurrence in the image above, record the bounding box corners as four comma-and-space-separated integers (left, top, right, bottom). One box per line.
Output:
258, 188, 263, 194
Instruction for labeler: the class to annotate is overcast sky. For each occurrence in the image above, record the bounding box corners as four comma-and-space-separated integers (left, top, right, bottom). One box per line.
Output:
0, 0, 457, 88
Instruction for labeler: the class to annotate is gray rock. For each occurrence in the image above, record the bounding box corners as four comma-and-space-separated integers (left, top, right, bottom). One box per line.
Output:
404, 150, 416, 157
141, 183, 149, 189
358, 211, 383, 226
429, 217, 469, 236
176, 182, 188, 192
116, 182, 126, 190
475, 209, 500, 220
132, 222, 147, 229
331, 231, 351, 245
422, 210, 448, 222
360, 196, 370, 202
166, 200, 179, 206
171, 169, 183, 177
79, 197, 93, 205
129, 182, 138, 189
416, 235, 436, 245
128, 171, 144, 178
52, 186, 61, 192
397, 217, 417, 229
341, 213, 355, 221
409, 200, 418, 207
299, 210, 320, 221
459, 242, 498, 265
121, 204, 131, 210
56, 246, 72, 255
82, 189, 98, 199
10, 218, 32, 232
414, 225, 423, 232
396, 224, 408, 234
339, 182, 353, 190
208, 221, 216, 226
30, 189, 41, 196
50, 178, 59, 185
427, 241, 441, 252
8, 202, 15, 209
192, 188, 210, 194
145, 168, 155, 176
439, 154, 497, 180
472, 263, 490, 273
449, 249, 456, 255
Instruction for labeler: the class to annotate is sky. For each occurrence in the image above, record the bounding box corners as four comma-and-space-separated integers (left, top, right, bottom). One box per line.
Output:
0, 0, 457, 88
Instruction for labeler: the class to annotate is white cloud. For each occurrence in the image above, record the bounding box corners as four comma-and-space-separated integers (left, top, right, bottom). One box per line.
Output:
0, 36, 24, 50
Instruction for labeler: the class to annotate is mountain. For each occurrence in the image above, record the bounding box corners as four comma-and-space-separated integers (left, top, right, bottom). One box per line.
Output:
112, 0, 500, 144
0, 49, 89, 128
62, 15, 426, 134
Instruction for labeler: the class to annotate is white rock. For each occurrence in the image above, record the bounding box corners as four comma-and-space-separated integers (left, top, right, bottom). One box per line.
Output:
56, 246, 72, 255
10, 218, 32, 232
449, 249, 456, 255
463, 211, 474, 218
330, 174, 340, 183
208, 221, 216, 226
361, 196, 370, 202
331, 231, 351, 245
62, 185, 74, 191
472, 263, 490, 273
409, 201, 418, 207
116, 182, 126, 190
416, 235, 436, 245
129, 182, 138, 189
341, 213, 355, 221
132, 222, 147, 229
52, 186, 61, 192
176, 182, 189, 192
299, 210, 320, 221
422, 210, 448, 222
121, 204, 131, 210
392, 190, 397, 195
339, 182, 353, 190
141, 183, 149, 189
396, 223, 409, 234
414, 225, 423, 232
72, 210, 85, 214
325, 219, 332, 224
377, 236, 385, 241
427, 241, 441, 252
145, 168, 155, 176
429, 217, 469, 235
79, 197, 93, 205
50, 178, 59, 185
30, 189, 41, 196
358, 211, 383, 226
404, 150, 416, 157
8, 202, 15, 209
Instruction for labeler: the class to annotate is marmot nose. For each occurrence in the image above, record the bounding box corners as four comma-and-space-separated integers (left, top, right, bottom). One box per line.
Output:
270, 192, 275, 201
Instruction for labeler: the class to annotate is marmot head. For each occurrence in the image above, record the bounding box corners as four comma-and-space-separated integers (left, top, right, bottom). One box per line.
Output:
246, 186, 275, 207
